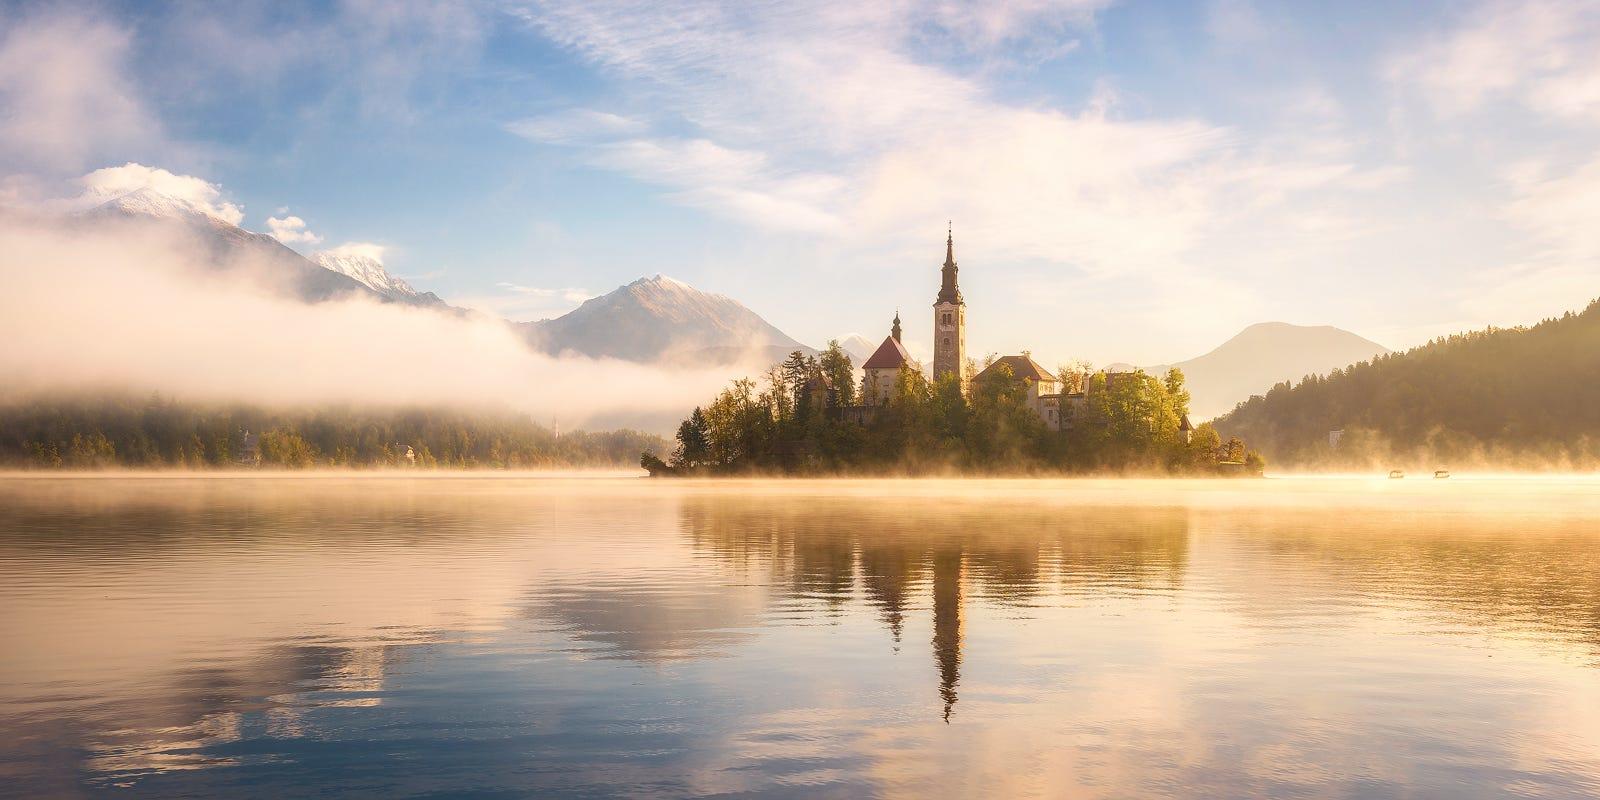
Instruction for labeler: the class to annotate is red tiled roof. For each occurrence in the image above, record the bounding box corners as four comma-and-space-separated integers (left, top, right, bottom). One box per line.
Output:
974, 355, 1055, 383
862, 335, 912, 370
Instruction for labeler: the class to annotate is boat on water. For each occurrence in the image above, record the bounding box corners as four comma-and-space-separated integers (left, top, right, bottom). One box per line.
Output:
1434, 469, 1451, 479
1388, 470, 1405, 479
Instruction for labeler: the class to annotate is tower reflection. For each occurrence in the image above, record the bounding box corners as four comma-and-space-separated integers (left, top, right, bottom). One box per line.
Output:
932, 545, 963, 722
678, 495, 1193, 720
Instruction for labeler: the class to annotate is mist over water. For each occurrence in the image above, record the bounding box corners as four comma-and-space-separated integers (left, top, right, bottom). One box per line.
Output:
0, 218, 730, 432
2, 476, 1599, 798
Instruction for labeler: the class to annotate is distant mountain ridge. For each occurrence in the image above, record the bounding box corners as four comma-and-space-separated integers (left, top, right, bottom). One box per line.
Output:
521, 274, 815, 366
837, 334, 876, 365
1151, 322, 1390, 419
1215, 300, 1600, 468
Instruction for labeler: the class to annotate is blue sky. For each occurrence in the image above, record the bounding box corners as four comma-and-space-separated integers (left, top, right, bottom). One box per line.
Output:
3, 0, 1598, 366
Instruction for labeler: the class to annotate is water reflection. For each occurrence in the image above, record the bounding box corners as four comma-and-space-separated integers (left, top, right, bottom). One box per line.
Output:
1, 477, 1599, 798
677, 496, 1192, 722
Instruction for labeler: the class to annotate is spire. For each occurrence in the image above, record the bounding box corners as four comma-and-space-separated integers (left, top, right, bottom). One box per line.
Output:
936, 222, 963, 305
891, 309, 902, 343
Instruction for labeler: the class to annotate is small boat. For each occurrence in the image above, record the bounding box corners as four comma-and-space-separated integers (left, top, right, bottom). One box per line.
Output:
1388, 470, 1405, 479
1434, 469, 1451, 479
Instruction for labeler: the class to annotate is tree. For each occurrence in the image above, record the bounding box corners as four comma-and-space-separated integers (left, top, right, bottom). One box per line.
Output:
819, 341, 856, 407
675, 407, 711, 468
260, 428, 318, 468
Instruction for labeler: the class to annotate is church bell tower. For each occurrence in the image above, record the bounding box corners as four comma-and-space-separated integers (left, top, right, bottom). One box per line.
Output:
932, 224, 966, 383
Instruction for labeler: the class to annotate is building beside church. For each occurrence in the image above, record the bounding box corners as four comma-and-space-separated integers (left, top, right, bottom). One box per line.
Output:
861, 311, 912, 405
971, 354, 1071, 431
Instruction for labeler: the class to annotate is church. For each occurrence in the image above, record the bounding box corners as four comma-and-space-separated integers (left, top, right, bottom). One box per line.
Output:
857, 227, 1076, 432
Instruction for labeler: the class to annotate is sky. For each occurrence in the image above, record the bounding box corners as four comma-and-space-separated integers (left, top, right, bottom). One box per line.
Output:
2, 0, 1598, 367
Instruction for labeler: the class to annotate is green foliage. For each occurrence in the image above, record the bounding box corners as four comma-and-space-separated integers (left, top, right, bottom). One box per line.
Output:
1215, 299, 1600, 469
0, 394, 670, 470
819, 341, 857, 407
675, 407, 711, 467
260, 428, 318, 468
667, 353, 1259, 476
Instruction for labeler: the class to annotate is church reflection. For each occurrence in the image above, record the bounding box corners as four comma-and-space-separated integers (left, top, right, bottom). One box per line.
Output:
677, 496, 1194, 720
932, 546, 963, 721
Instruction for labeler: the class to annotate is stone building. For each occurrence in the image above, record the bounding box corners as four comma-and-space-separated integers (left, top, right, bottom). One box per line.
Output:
972, 354, 1071, 431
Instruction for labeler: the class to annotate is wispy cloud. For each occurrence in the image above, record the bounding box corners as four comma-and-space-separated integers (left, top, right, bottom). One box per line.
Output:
323, 241, 389, 263
507, 0, 1390, 286
1391, 0, 1600, 123
497, 282, 593, 305
0, 10, 162, 173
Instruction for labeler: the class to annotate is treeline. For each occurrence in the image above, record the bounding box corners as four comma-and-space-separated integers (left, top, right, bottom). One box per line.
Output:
0, 394, 668, 469
1215, 298, 1600, 469
645, 343, 1262, 476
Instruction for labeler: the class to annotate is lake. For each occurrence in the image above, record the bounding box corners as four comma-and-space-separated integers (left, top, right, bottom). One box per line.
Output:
2, 475, 1599, 798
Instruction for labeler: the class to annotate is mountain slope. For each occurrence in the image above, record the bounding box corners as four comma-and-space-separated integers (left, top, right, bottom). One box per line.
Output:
77, 189, 453, 308
1153, 322, 1390, 419
837, 334, 876, 365
522, 275, 814, 365
311, 250, 446, 307
1215, 301, 1600, 468
79, 188, 375, 303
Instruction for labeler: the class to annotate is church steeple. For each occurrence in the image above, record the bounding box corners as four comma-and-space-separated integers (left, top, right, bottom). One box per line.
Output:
932, 222, 967, 383
937, 222, 963, 305
891, 309, 902, 343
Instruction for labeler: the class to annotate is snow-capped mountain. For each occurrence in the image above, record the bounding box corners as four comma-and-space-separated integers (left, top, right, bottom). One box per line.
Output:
522, 274, 814, 366
836, 334, 876, 365
80, 189, 374, 303
310, 250, 444, 307
92, 186, 239, 224
77, 188, 445, 308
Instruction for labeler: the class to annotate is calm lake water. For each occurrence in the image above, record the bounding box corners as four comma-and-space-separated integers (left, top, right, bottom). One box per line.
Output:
2, 476, 1599, 799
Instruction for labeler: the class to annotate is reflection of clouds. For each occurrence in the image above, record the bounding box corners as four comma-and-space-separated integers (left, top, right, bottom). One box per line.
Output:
532, 580, 767, 661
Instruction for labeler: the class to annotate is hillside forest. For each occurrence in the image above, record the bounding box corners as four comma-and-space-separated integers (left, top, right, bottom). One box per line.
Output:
1216, 299, 1600, 470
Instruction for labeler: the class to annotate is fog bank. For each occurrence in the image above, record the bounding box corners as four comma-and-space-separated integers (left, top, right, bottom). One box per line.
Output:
0, 217, 730, 432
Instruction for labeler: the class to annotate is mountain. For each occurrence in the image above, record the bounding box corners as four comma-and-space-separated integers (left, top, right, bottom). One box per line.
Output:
80, 188, 374, 303
837, 334, 877, 365
311, 250, 446, 307
1215, 300, 1600, 468
1151, 322, 1390, 419
78, 189, 445, 308
521, 274, 814, 366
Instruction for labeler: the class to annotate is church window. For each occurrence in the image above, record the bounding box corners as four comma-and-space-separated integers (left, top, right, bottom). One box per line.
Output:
942, 312, 952, 325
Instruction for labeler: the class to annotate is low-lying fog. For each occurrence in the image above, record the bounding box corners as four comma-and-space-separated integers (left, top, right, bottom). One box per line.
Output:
0, 217, 733, 432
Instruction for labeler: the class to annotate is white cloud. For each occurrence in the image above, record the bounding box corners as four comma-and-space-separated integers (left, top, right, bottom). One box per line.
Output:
510, 0, 1392, 282
0, 10, 161, 172
266, 214, 323, 245
1504, 155, 1600, 263
505, 109, 646, 144
323, 242, 388, 263
498, 282, 594, 304
1465, 152, 1600, 323
78, 163, 245, 225
1393, 0, 1600, 123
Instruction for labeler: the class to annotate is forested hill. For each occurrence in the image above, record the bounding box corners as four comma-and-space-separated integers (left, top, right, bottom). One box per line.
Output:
0, 395, 668, 469
1215, 299, 1600, 469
